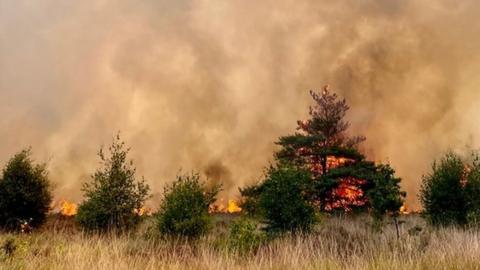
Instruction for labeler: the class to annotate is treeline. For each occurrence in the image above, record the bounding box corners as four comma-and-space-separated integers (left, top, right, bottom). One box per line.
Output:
0, 86, 479, 242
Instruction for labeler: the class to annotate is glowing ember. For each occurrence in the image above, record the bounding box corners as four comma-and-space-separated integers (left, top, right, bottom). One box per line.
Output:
324, 177, 367, 211
59, 200, 78, 216
461, 165, 471, 187
302, 154, 367, 212
326, 156, 353, 169
400, 203, 409, 215
134, 207, 152, 216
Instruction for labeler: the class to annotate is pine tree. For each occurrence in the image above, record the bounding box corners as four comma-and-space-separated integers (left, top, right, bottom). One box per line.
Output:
275, 86, 370, 211
241, 86, 405, 220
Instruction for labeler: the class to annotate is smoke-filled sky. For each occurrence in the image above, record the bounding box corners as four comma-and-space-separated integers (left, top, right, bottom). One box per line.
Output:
1, 0, 480, 208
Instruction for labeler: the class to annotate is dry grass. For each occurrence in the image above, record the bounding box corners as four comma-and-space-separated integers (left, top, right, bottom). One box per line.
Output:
1, 215, 480, 270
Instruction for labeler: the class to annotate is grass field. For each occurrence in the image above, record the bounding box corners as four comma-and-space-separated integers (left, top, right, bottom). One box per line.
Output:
1, 214, 479, 270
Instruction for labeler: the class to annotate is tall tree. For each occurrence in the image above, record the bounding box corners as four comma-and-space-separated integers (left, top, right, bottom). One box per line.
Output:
275, 86, 370, 211
242, 86, 405, 220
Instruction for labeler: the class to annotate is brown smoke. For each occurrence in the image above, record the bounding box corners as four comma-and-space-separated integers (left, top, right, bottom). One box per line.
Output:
1, 0, 479, 208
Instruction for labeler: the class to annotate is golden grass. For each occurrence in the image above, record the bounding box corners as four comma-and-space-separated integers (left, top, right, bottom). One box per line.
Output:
1, 215, 480, 270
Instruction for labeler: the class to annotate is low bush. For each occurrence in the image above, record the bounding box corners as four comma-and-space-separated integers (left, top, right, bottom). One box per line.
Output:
258, 165, 316, 233
157, 172, 219, 238
420, 152, 468, 226
227, 218, 266, 254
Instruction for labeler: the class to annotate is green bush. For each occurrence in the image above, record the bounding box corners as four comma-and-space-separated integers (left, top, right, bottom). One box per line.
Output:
367, 164, 406, 223
157, 172, 219, 238
227, 218, 266, 254
464, 155, 480, 224
76, 135, 150, 232
0, 149, 52, 231
258, 166, 316, 233
420, 153, 467, 226
239, 183, 263, 217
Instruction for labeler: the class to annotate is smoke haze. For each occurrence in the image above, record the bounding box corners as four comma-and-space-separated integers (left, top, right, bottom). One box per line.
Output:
1, 0, 480, 208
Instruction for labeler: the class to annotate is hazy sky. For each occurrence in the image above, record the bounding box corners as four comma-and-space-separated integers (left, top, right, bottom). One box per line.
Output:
1, 0, 480, 208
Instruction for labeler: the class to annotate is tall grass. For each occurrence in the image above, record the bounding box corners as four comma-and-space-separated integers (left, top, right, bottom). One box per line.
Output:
1, 215, 479, 270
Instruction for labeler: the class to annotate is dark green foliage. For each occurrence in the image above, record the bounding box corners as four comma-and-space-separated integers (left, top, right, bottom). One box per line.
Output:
157, 172, 219, 238
258, 166, 316, 233
273, 87, 374, 212
76, 135, 150, 232
243, 87, 405, 221
421, 152, 480, 226
420, 153, 467, 226
276, 134, 364, 170
367, 164, 406, 221
464, 155, 480, 224
239, 183, 264, 217
0, 149, 52, 231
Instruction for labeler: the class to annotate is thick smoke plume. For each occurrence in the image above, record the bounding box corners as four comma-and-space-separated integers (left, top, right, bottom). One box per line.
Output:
1, 0, 479, 208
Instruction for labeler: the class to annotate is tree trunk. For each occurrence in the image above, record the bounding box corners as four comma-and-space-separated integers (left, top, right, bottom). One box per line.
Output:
321, 156, 327, 175
393, 216, 400, 239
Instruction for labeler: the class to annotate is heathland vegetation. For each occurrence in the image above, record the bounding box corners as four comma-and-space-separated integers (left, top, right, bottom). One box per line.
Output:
1, 87, 480, 269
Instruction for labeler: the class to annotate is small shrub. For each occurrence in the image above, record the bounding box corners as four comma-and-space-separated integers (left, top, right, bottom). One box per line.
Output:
76, 134, 150, 232
464, 155, 480, 225
420, 153, 467, 226
0, 149, 52, 231
227, 218, 266, 254
157, 172, 219, 238
408, 225, 423, 236
1, 238, 16, 257
367, 164, 406, 222
258, 166, 316, 233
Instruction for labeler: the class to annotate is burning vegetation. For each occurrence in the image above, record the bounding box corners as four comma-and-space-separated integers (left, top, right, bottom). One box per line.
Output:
210, 199, 243, 214
133, 207, 152, 217
53, 200, 153, 217
240, 86, 405, 226
273, 86, 392, 212
0, 87, 405, 236
58, 200, 78, 217
324, 176, 367, 211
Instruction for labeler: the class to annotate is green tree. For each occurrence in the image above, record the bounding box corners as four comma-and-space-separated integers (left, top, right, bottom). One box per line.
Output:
76, 134, 150, 232
367, 164, 405, 219
420, 152, 467, 226
367, 164, 406, 235
242, 86, 405, 221
238, 183, 264, 217
275, 86, 371, 211
463, 154, 480, 224
0, 149, 52, 231
258, 166, 316, 233
157, 172, 219, 238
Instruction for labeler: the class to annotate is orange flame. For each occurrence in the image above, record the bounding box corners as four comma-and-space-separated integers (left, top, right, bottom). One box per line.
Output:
226, 199, 242, 213
59, 200, 78, 216
134, 206, 152, 216
210, 199, 242, 214
400, 203, 409, 215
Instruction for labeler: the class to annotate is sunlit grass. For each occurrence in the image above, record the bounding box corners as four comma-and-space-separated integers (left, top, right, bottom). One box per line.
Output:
1, 215, 479, 270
